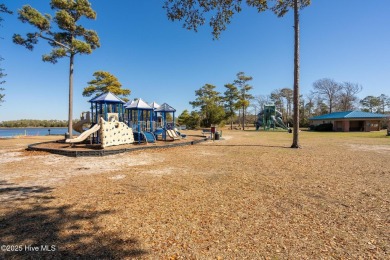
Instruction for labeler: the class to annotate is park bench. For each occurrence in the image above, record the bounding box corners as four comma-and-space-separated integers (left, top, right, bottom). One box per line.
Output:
201, 128, 211, 136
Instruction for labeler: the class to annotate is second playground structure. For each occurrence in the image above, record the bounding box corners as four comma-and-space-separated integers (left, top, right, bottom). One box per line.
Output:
256, 104, 289, 131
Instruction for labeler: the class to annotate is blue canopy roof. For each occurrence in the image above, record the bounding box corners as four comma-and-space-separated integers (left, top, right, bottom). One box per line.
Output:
89, 92, 125, 104
125, 98, 152, 110
310, 111, 388, 120
154, 103, 176, 112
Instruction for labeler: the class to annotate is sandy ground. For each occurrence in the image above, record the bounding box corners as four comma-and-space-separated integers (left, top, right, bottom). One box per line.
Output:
0, 130, 389, 259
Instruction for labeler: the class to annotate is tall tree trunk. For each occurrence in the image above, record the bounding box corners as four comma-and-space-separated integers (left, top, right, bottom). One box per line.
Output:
301, 99, 305, 125
291, 0, 300, 148
242, 106, 245, 130
238, 110, 241, 127
68, 53, 74, 138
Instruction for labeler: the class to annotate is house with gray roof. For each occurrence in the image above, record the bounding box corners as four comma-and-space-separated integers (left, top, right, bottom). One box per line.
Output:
309, 111, 388, 132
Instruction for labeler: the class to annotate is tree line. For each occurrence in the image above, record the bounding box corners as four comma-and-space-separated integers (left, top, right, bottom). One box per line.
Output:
0, 119, 72, 128
178, 75, 390, 129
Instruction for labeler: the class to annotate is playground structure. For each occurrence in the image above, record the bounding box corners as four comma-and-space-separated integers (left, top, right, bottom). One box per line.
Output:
66, 92, 184, 147
256, 104, 289, 131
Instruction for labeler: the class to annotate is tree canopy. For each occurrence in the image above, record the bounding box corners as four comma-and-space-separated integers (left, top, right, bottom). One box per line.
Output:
234, 72, 253, 130
190, 84, 225, 127
164, 0, 310, 39
13, 1, 100, 60
337, 82, 362, 111
378, 94, 389, 114
13, 0, 100, 137
223, 83, 239, 129
0, 57, 5, 105
360, 96, 381, 113
0, 4, 13, 105
83, 71, 131, 101
312, 78, 343, 114
178, 109, 201, 129
0, 4, 12, 25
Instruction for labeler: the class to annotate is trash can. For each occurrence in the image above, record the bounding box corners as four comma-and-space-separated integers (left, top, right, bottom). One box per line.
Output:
211, 126, 216, 134
65, 132, 70, 140
215, 131, 220, 140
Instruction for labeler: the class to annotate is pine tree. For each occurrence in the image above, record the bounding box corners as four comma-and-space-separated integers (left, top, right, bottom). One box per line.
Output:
13, 0, 100, 138
83, 71, 131, 101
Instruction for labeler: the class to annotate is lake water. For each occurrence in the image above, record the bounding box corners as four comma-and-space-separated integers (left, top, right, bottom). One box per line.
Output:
0, 127, 78, 138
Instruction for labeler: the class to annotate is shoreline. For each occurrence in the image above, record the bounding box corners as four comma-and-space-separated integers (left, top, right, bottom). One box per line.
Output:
0, 127, 75, 138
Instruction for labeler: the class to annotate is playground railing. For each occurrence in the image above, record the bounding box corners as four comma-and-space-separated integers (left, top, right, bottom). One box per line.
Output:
128, 121, 156, 132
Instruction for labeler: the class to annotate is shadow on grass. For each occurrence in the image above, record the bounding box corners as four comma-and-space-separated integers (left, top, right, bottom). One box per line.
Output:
0, 181, 147, 259
242, 129, 290, 133
0, 180, 55, 203
208, 143, 291, 149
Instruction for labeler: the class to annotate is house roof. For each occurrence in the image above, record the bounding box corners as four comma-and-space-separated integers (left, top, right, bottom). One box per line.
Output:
124, 98, 152, 110
154, 103, 176, 112
309, 111, 388, 120
89, 92, 125, 104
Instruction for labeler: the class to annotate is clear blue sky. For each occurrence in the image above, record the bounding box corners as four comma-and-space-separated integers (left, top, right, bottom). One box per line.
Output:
1, 0, 389, 121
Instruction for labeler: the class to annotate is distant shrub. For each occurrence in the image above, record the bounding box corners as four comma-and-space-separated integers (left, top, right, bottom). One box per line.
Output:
314, 123, 333, 132
380, 118, 388, 129
0, 119, 69, 127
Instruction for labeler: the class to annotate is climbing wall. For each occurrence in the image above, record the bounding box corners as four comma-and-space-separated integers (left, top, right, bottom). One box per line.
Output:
100, 118, 134, 148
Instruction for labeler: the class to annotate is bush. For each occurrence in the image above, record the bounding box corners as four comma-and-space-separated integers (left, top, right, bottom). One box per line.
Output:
380, 118, 388, 129
314, 123, 333, 131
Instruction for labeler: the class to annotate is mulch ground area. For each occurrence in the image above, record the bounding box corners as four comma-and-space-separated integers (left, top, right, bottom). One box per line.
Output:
29, 132, 206, 151
0, 129, 389, 259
